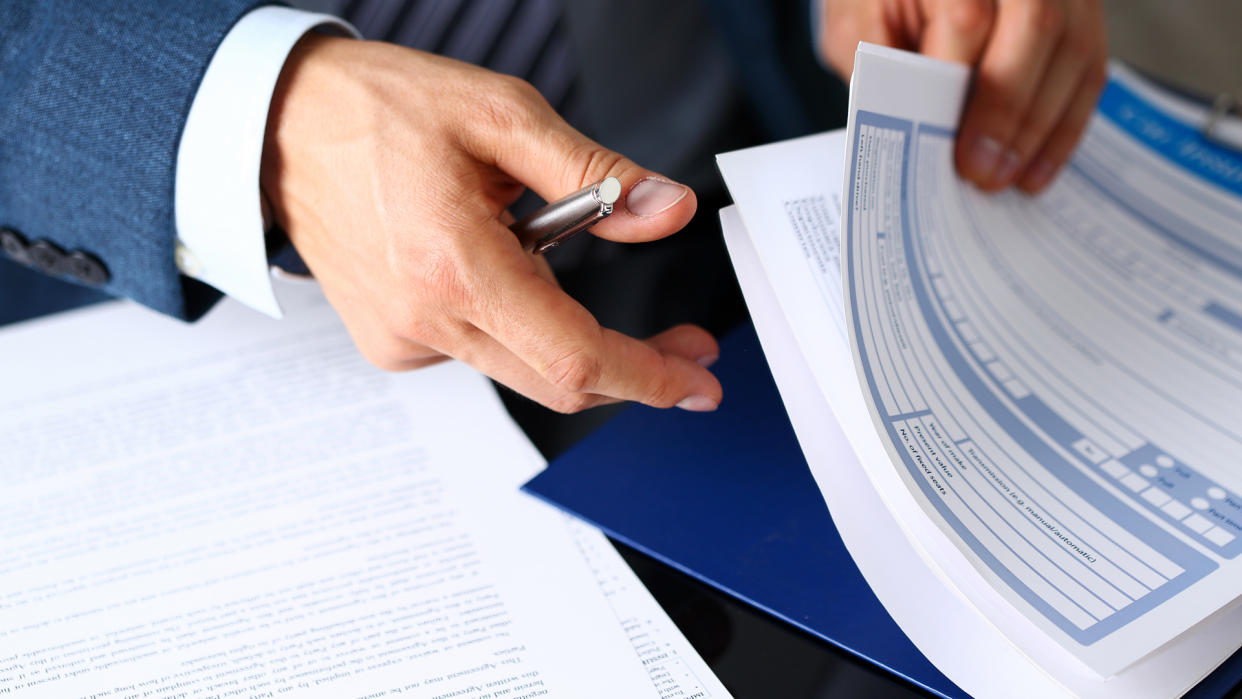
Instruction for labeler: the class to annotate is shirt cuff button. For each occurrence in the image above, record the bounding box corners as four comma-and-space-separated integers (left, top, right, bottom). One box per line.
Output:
175, 242, 205, 279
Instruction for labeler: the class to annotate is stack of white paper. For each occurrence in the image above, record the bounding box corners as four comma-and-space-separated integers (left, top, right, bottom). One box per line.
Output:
718, 43, 1242, 699
0, 283, 730, 699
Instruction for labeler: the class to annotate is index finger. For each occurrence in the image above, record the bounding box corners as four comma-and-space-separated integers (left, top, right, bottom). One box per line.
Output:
466, 222, 722, 410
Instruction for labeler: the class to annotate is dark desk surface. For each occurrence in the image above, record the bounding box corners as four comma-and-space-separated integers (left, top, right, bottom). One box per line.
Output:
617, 539, 933, 698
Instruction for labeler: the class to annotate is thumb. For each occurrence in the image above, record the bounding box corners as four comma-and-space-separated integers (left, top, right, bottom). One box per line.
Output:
918, 0, 995, 65
485, 86, 697, 244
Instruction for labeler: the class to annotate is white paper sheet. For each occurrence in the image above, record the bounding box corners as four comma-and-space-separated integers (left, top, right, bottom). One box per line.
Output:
0, 284, 728, 699
717, 49, 1242, 696
721, 204, 1061, 699
566, 520, 730, 699
840, 45, 1242, 676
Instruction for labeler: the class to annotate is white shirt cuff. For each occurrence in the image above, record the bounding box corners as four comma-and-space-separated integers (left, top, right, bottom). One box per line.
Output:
174, 6, 359, 319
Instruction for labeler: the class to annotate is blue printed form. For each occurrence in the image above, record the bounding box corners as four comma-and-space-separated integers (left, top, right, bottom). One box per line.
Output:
719, 44, 1242, 697
841, 46, 1242, 677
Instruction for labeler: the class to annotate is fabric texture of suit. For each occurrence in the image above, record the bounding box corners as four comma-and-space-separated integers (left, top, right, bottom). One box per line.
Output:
0, 0, 268, 325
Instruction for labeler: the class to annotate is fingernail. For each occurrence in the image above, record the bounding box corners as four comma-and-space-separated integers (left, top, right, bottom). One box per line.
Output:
1021, 158, 1058, 192
676, 394, 719, 412
964, 135, 1003, 182
696, 354, 719, 368
991, 149, 1022, 187
626, 178, 688, 217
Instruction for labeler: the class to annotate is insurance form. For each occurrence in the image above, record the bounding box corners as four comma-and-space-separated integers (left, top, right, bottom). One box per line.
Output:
718, 43, 1242, 698
842, 46, 1242, 675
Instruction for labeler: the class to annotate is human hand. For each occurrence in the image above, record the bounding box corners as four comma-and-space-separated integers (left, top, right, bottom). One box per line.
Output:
818, 0, 1107, 192
260, 35, 721, 413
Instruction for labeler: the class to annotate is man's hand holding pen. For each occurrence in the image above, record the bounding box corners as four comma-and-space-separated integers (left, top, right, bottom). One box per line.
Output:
260, 36, 722, 414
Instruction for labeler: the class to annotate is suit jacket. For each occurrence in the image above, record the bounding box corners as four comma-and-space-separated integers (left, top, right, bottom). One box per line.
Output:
0, 0, 842, 328
0, 0, 264, 326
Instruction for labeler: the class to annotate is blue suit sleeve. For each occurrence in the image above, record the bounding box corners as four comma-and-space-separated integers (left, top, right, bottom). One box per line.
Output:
0, 0, 274, 321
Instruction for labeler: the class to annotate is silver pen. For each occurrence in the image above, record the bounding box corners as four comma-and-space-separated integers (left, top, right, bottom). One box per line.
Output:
510, 177, 622, 254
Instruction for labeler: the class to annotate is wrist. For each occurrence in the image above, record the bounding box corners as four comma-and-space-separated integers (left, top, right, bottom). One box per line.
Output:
261, 33, 351, 234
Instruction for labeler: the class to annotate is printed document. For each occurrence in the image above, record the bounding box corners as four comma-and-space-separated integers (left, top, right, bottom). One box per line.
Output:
719, 43, 1242, 698
0, 284, 729, 699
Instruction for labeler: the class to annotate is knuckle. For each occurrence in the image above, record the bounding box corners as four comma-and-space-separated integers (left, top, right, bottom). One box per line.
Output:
547, 391, 594, 415
419, 251, 456, 291
498, 73, 544, 104
384, 281, 470, 350
564, 144, 627, 192
413, 247, 470, 309
1065, 33, 1095, 63
1024, 0, 1065, 34
1082, 62, 1108, 92
645, 391, 681, 410
390, 312, 427, 345
978, 87, 1021, 125
391, 311, 443, 347
641, 359, 684, 409
368, 358, 409, 373
542, 347, 603, 395
356, 338, 414, 373
948, 0, 995, 38
405, 355, 449, 371
478, 75, 546, 134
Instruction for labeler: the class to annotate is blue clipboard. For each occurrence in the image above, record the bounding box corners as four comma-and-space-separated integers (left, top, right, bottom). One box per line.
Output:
522, 323, 1242, 699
